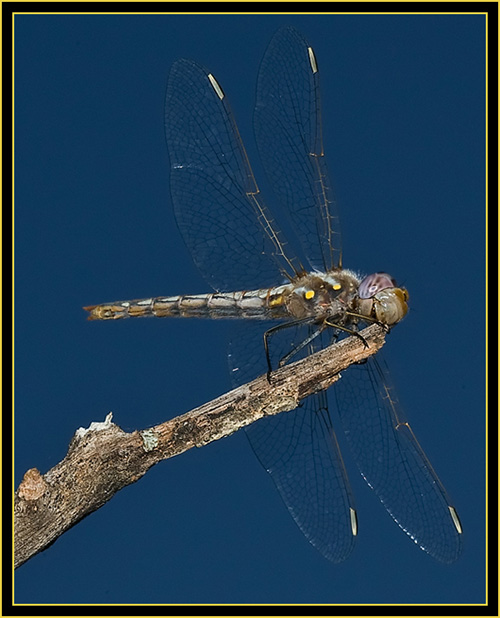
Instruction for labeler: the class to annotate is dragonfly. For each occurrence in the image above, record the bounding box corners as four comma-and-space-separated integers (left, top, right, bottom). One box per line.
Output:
85, 26, 462, 563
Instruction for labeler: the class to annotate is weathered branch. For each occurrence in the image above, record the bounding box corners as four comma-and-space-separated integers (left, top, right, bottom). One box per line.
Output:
14, 323, 387, 568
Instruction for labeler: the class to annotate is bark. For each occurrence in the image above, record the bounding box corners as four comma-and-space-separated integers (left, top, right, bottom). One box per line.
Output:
14, 324, 387, 568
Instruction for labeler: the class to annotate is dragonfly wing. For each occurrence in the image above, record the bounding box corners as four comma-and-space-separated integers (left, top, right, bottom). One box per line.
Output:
230, 323, 357, 562
334, 356, 463, 563
245, 392, 357, 562
165, 59, 301, 292
254, 26, 342, 272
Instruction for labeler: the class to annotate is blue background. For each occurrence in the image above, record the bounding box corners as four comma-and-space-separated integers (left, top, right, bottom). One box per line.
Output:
15, 13, 486, 605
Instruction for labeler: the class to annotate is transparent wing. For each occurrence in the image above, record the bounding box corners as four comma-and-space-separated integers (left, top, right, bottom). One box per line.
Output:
230, 324, 357, 562
254, 26, 342, 272
165, 59, 302, 292
334, 356, 463, 563
246, 395, 357, 563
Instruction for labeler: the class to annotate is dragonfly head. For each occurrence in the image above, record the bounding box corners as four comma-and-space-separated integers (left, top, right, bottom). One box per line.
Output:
356, 272, 409, 326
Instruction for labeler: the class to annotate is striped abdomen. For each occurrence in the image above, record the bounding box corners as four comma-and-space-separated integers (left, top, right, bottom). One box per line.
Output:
84, 287, 291, 321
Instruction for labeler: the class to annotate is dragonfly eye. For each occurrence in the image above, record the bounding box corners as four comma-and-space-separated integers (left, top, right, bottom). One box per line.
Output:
358, 272, 397, 299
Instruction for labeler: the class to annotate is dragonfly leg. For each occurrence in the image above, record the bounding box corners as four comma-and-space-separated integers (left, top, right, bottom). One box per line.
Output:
263, 314, 371, 385
344, 311, 391, 333
323, 319, 369, 348
277, 326, 325, 368
263, 317, 317, 383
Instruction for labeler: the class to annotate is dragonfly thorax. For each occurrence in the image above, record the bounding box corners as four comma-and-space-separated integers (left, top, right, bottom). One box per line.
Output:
284, 270, 360, 321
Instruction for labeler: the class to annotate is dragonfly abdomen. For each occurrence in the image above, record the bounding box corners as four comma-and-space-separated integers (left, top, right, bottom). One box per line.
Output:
84, 288, 290, 321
